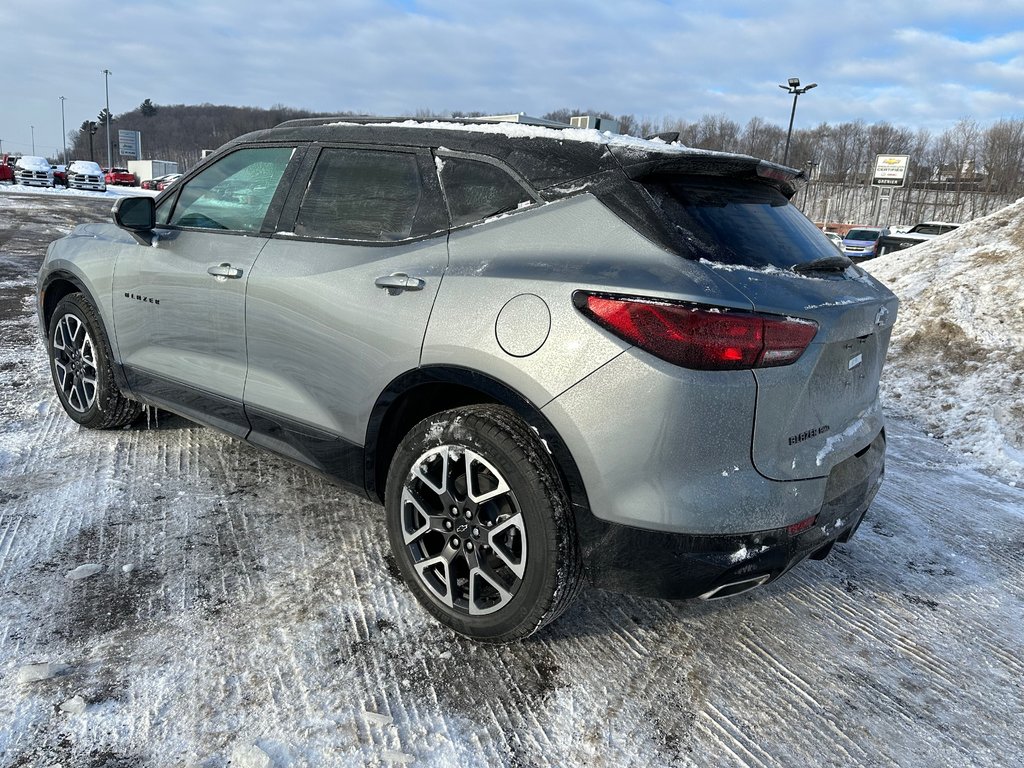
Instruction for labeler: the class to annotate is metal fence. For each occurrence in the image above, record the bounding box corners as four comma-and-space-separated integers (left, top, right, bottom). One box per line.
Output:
795, 182, 1020, 227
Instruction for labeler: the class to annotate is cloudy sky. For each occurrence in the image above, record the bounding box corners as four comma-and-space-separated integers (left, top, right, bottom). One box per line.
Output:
3, 0, 1024, 159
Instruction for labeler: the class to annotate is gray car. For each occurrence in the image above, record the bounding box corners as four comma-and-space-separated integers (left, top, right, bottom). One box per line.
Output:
38, 118, 897, 641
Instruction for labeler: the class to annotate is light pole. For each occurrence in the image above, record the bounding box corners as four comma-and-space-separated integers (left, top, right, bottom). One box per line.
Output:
779, 76, 816, 166
31, 125, 35, 155
59, 96, 68, 164
103, 69, 112, 170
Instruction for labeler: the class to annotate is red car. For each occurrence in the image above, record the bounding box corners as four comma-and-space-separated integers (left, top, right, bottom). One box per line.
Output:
104, 167, 136, 186
156, 173, 182, 190
141, 173, 173, 190
0, 154, 16, 183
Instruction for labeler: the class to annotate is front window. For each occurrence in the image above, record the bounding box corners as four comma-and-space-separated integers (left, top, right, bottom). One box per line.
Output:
163, 147, 294, 232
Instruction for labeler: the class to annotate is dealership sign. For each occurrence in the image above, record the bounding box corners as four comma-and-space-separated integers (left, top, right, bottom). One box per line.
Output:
872, 154, 910, 187
119, 130, 141, 159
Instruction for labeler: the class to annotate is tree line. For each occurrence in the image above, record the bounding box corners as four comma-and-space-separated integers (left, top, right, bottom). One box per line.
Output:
62, 101, 1024, 195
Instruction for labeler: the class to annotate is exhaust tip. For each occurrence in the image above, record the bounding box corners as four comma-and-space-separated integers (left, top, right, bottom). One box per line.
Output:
699, 574, 772, 600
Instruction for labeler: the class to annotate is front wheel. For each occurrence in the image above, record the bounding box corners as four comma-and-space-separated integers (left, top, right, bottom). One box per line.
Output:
47, 293, 142, 429
385, 405, 582, 642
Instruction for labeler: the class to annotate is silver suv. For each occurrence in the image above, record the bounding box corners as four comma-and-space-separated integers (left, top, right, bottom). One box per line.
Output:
38, 118, 897, 641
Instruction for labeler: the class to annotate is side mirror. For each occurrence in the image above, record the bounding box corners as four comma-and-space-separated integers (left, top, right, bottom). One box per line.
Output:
112, 196, 156, 246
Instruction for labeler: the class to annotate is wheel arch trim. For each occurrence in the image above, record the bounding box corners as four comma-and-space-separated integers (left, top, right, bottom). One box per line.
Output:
364, 365, 591, 518
39, 269, 131, 393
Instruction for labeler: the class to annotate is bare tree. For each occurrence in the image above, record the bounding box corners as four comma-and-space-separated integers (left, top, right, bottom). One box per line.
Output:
980, 118, 1024, 194
740, 116, 786, 160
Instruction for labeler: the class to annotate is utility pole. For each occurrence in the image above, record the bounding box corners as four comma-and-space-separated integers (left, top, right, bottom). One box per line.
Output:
60, 96, 68, 164
31, 125, 35, 155
103, 69, 112, 169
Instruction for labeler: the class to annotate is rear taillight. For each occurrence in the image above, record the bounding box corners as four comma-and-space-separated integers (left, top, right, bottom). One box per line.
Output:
575, 292, 817, 371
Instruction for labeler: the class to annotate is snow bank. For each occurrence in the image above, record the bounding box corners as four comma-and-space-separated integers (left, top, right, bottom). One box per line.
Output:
864, 197, 1024, 484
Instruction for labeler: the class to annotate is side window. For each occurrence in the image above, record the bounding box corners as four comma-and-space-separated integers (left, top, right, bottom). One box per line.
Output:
166, 147, 294, 232
439, 156, 533, 227
294, 148, 422, 241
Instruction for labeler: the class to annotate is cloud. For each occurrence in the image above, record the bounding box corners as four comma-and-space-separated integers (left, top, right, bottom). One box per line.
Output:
2, 0, 1023, 157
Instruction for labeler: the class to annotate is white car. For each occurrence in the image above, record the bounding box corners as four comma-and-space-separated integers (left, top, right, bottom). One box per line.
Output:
15, 156, 55, 187
67, 160, 107, 192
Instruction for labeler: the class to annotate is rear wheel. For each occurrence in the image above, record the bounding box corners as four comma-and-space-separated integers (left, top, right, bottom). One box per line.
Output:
385, 405, 582, 642
47, 293, 142, 429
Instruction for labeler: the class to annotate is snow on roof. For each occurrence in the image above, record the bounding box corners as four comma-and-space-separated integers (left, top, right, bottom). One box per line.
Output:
326, 118, 716, 157
864, 197, 1024, 485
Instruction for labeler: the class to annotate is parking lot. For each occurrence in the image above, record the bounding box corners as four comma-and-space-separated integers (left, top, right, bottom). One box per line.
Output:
1, 190, 1022, 767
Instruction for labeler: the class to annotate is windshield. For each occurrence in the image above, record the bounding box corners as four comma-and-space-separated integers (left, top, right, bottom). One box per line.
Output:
641, 175, 838, 269
845, 229, 881, 241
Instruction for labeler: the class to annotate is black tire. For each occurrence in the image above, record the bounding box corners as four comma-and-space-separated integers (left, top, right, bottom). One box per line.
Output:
385, 405, 582, 642
47, 293, 142, 429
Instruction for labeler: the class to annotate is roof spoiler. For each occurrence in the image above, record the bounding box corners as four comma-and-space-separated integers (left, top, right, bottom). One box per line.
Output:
612, 147, 806, 198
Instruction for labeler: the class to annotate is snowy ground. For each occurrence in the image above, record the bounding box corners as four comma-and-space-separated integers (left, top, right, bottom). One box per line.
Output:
0, 182, 158, 201
1, 191, 1023, 767
863, 198, 1024, 486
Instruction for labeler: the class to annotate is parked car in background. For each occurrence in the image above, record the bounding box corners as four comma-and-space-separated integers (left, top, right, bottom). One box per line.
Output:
155, 173, 182, 191
104, 167, 136, 186
875, 221, 959, 257
841, 226, 889, 261
0, 154, 16, 183
67, 160, 107, 192
52, 165, 68, 187
825, 232, 844, 251
15, 156, 55, 187
37, 118, 897, 641
140, 175, 167, 190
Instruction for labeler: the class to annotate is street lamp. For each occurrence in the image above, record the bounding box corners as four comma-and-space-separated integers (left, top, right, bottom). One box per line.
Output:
779, 76, 817, 166
59, 96, 67, 164
102, 69, 112, 169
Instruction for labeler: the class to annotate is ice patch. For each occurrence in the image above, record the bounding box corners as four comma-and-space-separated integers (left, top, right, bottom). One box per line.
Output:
60, 695, 88, 715
16, 662, 68, 683
382, 749, 416, 764
65, 563, 103, 580
364, 710, 394, 726
230, 743, 273, 768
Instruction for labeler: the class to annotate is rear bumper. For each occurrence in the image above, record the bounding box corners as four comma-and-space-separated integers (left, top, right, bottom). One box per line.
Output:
577, 429, 885, 600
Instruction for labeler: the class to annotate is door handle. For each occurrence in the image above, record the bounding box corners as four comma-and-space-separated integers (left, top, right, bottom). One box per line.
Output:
208, 263, 243, 280
375, 273, 425, 295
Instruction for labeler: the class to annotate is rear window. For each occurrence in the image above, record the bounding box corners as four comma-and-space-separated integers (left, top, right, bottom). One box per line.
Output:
439, 156, 533, 227
642, 176, 838, 269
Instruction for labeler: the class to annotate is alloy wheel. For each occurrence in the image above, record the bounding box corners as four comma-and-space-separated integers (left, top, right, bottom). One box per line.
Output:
400, 445, 528, 616
52, 313, 98, 413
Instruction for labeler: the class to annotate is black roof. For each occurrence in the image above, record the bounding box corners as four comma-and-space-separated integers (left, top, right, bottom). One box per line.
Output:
225, 117, 802, 193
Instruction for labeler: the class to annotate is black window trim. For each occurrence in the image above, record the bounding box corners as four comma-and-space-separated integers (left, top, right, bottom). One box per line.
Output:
272, 142, 449, 248
433, 148, 542, 230
155, 143, 307, 237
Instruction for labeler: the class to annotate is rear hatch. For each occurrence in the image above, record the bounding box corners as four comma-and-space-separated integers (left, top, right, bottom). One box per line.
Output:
632, 167, 898, 481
